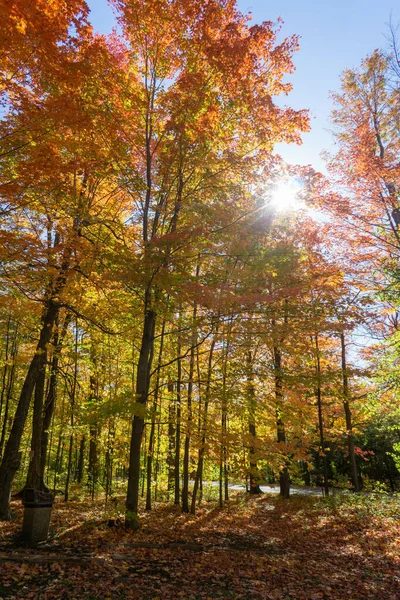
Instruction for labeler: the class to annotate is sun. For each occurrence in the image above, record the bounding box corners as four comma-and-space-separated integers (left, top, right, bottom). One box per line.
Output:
269, 180, 305, 212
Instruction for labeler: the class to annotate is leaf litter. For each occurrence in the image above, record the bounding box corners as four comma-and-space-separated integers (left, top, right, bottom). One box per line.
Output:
0, 492, 399, 599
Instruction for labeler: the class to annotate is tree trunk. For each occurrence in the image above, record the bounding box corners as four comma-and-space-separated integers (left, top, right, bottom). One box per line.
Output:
182, 303, 198, 513
167, 394, 175, 498
0, 318, 11, 435
55, 437, 65, 493
105, 421, 115, 502
181, 360, 194, 513
274, 345, 290, 499
341, 332, 359, 491
174, 338, 182, 505
64, 424, 74, 502
0, 326, 18, 460
154, 422, 161, 502
40, 313, 71, 485
77, 436, 85, 484
315, 335, 329, 496
247, 351, 262, 494
191, 339, 215, 514
40, 355, 57, 486
25, 365, 47, 490
219, 332, 230, 507
141, 428, 147, 498
146, 319, 165, 511
0, 300, 58, 520
88, 343, 101, 502
146, 418, 156, 510
89, 424, 98, 501
126, 306, 156, 529
65, 320, 78, 502
53, 386, 66, 493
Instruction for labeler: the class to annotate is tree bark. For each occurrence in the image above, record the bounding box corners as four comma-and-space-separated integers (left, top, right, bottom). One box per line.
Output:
315, 335, 329, 496
40, 312, 71, 485
64, 319, 78, 502
25, 365, 47, 490
126, 306, 156, 529
247, 351, 262, 494
88, 343, 101, 502
274, 345, 290, 499
88, 423, 98, 501
0, 325, 18, 460
53, 387, 66, 493
219, 332, 230, 507
64, 422, 74, 502
191, 339, 215, 514
145, 412, 156, 510
341, 332, 359, 491
0, 300, 58, 520
182, 295, 198, 513
105, 420, 115, 502
40, 353, 58, 485
174, 337, 182, 505
154, 422, 161, 502
167, 394, 176, 498
146, 319, 165, 510
0, 318, 12, 435
77, 436, 85, 484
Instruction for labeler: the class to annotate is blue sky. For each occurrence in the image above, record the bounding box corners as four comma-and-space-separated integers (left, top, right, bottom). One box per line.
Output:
86, 0, 398, 173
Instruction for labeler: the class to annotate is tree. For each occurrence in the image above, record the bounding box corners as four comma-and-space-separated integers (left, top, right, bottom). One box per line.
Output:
0, 10, 130, 518
110, 0, 309, 528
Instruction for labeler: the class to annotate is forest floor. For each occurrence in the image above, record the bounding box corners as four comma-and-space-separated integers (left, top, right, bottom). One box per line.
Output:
0, 490, 399, 600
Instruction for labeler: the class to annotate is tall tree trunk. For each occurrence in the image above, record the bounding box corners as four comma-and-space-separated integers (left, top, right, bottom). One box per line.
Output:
191, 339, 215, 514
77, 436, 85, 484
53, 435, 64, 493
0, 300, 58, 520
125, 75, 158, 526
219, 333, 230, 507
89, 423, 98, 501
146, 417, 156, 509
64, 418, 74, 502
25, 365, 47, 490
154, 422, 161, 502
126, 305, 156, 529
0, 318, 11, 433
196, 346, 203, 503
65, 319, 78, 502
274, 345, 290, 498
182, 296, 198, 514
26, 311, 71, 491
88, 343, 101, 502
247, 351, 262, 494
146, 319, 165, 510
105, 420, 115, 502
141, 426, 147, 498
219, 455, 224, 509
40, 353, 58, 486
53, 386, 66, 493
40, 313, 71, 485
167, 393, 176, 498
315, 335, 329, 496
0, 326, 18, 460
56, 437, 65, 493
341, 332, 359, 491
174, 337, 182, 505
181, 356, 194, 513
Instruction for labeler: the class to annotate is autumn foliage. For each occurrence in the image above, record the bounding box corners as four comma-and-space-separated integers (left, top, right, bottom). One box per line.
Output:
0, 2, 400, 598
